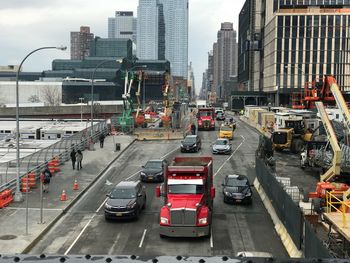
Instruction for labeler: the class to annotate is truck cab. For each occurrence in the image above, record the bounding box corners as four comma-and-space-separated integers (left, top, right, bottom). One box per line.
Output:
156, 156, 215, 237
197, 108, 215, 131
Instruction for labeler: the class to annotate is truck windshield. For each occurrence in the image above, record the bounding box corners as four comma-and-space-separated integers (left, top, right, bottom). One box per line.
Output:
199, 111, 212, 117
168, 184, 204, 194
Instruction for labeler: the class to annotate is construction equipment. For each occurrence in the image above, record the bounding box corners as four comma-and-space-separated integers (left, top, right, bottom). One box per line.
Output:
256, 135, 276, 171
160, 73, 172, 127
134, 71, 146, 128
117, 71, 135, 132
291, 75, 335, 109
271, 113, 313, 154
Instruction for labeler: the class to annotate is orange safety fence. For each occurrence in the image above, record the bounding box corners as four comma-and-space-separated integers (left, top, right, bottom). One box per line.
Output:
0, 189, 13, 208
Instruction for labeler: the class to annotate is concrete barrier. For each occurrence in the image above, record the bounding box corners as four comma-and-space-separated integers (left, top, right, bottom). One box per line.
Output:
134, 128, 184, 141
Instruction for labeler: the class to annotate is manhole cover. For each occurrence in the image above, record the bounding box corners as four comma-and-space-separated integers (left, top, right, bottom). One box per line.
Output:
0, 235, 17, 240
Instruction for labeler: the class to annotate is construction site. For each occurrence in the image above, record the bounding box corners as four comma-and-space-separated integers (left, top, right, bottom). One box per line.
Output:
248, 75, 350, 257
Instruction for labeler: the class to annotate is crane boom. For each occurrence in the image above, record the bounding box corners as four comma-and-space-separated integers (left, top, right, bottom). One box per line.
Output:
315, 101, 342, 182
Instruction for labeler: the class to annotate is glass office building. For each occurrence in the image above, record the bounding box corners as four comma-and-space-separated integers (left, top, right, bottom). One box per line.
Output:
263, 0, 350, 104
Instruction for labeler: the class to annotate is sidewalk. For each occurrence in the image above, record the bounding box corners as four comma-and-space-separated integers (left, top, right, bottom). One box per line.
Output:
0, 134, 135, 254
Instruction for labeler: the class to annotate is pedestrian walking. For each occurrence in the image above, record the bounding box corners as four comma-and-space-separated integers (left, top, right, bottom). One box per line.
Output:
76, 150, 83, 170
191, 123, 196, 135
40, 167, 52, 193
70, 149, 76, 170
99, 133, 105, 148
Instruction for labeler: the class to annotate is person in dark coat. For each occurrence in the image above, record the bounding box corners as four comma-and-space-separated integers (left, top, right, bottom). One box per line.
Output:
40, 167, 52, 193
99, 133, 105, 148
191, 123, 196, 135
70, 149, 76, 170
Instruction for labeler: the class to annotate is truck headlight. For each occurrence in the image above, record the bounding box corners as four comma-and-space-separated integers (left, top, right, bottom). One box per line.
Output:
198, 217, 207, 224
160, 217, 169, 224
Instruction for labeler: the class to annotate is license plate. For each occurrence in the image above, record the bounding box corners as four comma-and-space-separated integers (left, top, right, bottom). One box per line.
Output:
235, 199, 242, 203
187, 147, 189, 150
116, 213, 123, 216
148, 176, 154, 180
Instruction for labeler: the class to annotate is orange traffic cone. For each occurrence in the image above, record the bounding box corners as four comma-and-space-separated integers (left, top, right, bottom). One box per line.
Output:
73, 179, 79, 190
60, 190, 67, 201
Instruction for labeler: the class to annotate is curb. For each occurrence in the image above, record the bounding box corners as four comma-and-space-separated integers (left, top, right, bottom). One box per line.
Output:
21, 138, 136, 253
254, 177, 303, 258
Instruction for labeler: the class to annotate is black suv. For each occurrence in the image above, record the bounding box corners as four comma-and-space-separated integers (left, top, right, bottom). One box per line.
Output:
222, 174, 252, 204
104, 181, 146, 220
180, 135, 202, 152
140, 159, 167, 182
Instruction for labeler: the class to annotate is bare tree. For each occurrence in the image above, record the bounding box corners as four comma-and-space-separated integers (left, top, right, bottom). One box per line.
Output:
41, 86, 61, 118
28, 95, 41, 103
41, 86, 61, 106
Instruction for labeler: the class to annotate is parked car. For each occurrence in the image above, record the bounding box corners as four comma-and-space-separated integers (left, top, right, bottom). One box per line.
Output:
216, 112, 226, 121
222, 174, 252, 204
140, 159, 167, 182
212, 138, 232, 154
180, 134, 202, 153
104, 181, 146, 220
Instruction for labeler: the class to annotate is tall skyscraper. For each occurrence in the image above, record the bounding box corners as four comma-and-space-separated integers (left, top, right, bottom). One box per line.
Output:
137, 0, 165, 60
159, 0, 189, 78
70, 26, 94, 60
108, 11, 137, 43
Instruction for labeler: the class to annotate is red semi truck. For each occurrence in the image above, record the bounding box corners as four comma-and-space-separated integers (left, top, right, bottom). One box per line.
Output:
197, 108, 215, 130
156, 156, 215, 237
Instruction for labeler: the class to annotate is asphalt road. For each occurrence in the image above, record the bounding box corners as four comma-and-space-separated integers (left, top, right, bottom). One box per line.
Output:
29, 116, 287, 257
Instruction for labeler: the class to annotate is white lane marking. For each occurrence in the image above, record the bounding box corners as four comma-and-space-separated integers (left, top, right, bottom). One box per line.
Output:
64, 197, 107, 255
96, 197, 108, 213
108, 233, 121, 255
5, 207, 62, 211
160, 146, 179, 159
214, 135, 246, 177
139, 229, 147, 248
125, 170, 142, 181
210, 228, 213, 248
64, 217, 93, 255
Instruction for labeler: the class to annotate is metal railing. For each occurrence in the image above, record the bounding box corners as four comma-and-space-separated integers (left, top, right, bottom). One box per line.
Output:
0, 121, 107, 194
326, 191, 350, 228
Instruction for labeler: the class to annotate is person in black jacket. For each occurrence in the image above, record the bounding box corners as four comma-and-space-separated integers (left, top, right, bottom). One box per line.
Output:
99, 133, 105, 148
70, 149, 76, 170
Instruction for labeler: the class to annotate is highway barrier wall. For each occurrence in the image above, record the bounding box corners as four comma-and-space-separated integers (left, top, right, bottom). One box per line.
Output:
256, 157, 331, 258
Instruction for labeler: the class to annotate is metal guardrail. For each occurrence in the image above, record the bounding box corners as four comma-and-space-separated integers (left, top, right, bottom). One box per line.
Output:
326, 191, 350, 228
0, 121, 107, 194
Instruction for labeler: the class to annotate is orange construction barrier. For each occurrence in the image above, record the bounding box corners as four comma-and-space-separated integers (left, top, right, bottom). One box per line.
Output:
48, 161, 60, 173
21, 177, 30, 192
0, 189, 13, 208
27, 172, 37, 188
60, 190, 67, 201
73, 179, 79, 190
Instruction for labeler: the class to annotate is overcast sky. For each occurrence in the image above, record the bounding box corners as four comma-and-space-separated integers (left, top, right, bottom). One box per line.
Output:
0, 0, 245, 94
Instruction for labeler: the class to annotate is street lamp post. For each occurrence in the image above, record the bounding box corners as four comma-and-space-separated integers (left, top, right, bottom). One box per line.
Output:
90, 60, 116, 149
14, 46, 67, 203
79, 97, 84, 122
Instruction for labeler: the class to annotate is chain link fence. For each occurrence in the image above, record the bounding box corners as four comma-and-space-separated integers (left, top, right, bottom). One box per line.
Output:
0, 121, 107, 193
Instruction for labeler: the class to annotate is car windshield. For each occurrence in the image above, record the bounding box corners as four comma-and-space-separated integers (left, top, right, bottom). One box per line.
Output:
145, 161, 162, 169
110, 188, 136, 199
221, 126, 232, 131
184, 137, 196, 143
216, 140, 228, 145
226, 178, 248, 187
168, 184, 204, 194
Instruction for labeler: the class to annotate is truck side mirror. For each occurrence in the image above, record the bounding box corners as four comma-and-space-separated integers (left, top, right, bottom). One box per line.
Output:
210, 187, 216, 199
156, 185, 161, 197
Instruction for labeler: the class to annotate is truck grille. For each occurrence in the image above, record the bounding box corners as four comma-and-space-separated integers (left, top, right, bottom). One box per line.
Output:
170, 209, 196, 226
203, 121, 210, 128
